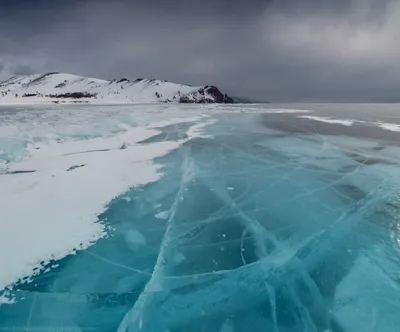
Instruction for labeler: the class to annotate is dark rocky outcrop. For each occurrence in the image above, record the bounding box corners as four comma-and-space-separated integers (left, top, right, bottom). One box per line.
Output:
47, 92, 97, 99
54, 80, 68, 88
67, 164, 86, 172
202, 86, 234, 103
177, 86, 234, 104
178, 95, 194, 103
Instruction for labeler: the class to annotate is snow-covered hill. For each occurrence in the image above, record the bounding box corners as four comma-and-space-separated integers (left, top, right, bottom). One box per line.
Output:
0, 72, 234, 105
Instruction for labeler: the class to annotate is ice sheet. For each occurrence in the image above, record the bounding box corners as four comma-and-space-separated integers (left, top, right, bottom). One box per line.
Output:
333, 255, 400, 332
1, 104, 400, 332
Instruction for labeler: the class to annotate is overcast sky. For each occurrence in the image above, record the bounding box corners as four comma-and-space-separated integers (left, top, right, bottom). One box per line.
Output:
0, 0, 399, 102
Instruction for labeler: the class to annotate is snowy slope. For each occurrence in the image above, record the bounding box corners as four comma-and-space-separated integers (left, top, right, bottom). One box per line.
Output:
0, 72, 234, 105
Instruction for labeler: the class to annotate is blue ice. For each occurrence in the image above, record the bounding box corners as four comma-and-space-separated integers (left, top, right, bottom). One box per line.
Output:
1, 112, 400, 332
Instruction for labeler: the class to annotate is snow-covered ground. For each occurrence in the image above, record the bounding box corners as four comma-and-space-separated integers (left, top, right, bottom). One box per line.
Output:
0, 72, 233, 105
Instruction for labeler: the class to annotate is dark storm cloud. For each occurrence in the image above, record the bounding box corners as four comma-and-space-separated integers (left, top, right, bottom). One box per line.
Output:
0, 0, 399, 101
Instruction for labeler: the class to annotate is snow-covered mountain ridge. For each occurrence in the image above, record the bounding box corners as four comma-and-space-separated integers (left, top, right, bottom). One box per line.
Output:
0, 72, 234, 105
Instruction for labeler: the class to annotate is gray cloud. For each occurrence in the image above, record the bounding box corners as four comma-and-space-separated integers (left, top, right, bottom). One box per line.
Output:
0, 0, 399, 101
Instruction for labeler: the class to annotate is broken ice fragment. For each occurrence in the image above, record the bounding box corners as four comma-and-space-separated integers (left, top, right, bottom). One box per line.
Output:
125, 229, 146, 250
122, 196, 132, 203
155, 211, 169, 220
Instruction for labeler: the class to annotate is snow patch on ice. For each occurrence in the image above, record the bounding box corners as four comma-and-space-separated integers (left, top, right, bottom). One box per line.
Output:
186, 118, 216, 138
298, 115, 355, 126
264, 109, 312, 114
376, 122, 400, 132
0, 291, 16, 305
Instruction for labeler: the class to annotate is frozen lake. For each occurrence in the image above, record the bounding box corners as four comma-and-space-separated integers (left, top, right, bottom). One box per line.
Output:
1, 103, 400, 332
